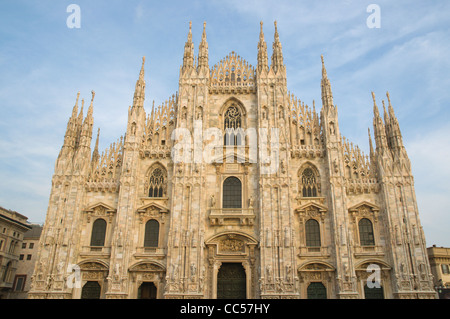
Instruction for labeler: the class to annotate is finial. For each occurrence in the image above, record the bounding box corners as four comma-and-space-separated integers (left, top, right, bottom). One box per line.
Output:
386, 91, 394, 111
75, 91, 80, 105
203, 21, 206, 29
274, 20, 279, 39
91, 90, 95, 102
371, 91, 376, 106
321, 55, 328, 79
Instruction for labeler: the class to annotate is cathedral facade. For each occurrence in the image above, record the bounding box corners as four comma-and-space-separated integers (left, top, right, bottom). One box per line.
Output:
28, 22, 436, 299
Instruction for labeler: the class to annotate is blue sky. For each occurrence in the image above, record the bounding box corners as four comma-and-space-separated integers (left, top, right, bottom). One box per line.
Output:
0, 1, 449, 246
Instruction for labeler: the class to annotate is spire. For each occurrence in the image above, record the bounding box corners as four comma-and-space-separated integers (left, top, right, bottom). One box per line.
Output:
80, 90, 95, 148
87, 90, 95, 118
133, 57, 146, 108
385, 91, 404, 150
257, 21, 268, 73
182, 21, 195, 71
198, 21, 209, 70
386, 91, 397, 123
372, 91, 379, 118
72, 91, 80, 118
321, 55, 334, 109
368, 127, 375, 159
61, 92, 81, 154
270, 21, 284, 74
372, 92, 388, 151
91, 127, 100, 167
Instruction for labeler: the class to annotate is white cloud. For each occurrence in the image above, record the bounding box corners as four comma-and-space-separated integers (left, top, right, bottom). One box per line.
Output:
407, 124, 450, 246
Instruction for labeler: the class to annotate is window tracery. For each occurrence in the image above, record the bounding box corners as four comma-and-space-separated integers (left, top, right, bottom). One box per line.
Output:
224, 105, 243, 146
300, 167, 320, 197
148, 166, 166, 198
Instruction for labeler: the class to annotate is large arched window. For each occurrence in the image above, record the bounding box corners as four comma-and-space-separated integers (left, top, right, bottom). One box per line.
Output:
144, 219, 159, 248
90, 218, 107, 247
300, 167, 320, 197
305, 219, 321, 247
223, 177, 242, 208
148, 166, 166, 198
359, 218, 375, 246
224, 105, 243, 146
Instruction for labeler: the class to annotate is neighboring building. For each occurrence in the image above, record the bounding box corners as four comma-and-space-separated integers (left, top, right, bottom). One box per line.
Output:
29, 21, 436, 299
427, 245, 450, 299
9, 224, 43, 299
0, 206, 32, 299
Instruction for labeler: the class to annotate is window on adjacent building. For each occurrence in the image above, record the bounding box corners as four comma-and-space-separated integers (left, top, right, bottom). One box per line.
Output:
222, 177, 242, 208
29, 243, 34, 249
305, 219, 321, 247
359, 218, 375, 246
442, 264, 450, 275
13, 275, 26, 292
90, 218, 107, 247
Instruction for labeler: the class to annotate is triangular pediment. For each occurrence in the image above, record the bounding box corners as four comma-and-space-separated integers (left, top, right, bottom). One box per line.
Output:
295, 201, 328, 213
348, 201, 379, 212
84, 202, 116, 213
136, 202, 169, 213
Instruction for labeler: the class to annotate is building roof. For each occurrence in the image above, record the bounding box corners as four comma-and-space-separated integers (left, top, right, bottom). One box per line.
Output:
24, 224, 43, 239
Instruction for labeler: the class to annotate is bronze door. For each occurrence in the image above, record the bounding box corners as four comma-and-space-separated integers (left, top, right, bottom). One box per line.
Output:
138, 282, 157, 299
81, 281, 101, 299
217, 263, 246, 299
307, 282, 327, 299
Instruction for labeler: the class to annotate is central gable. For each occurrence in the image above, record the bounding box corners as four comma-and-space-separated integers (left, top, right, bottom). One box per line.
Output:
210, 52, 255, 92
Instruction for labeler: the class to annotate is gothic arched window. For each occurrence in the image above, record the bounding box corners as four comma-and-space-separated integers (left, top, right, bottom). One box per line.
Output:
224, 105, 243, 146
148, 167, 166, 198
144, 219, 159, 248
90, 218, 107, 247
223, 176, 242, 208
359, 218, 375, 246
301, 167, 319, 197
305, 219, 321, 247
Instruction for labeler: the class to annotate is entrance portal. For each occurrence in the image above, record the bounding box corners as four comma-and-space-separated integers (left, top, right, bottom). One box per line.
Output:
81, 281, 101, 299
307, 282, 327, 299
138, 282, 157, 299
217, 263, 246, 299
364, 284, 384, 299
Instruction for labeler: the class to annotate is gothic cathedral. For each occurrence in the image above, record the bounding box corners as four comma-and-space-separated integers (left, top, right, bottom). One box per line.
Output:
28, 22, 436, 299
